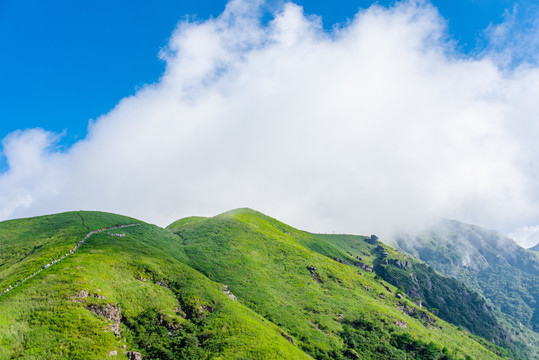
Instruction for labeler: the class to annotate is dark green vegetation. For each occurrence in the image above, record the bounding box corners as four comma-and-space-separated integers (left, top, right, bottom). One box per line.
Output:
394, 220, 539, 358
310, 234, 515, 345
0, 209, 528, 359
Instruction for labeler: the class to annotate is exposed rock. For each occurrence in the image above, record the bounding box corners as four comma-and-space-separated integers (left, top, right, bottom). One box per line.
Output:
396, 293, 403, 300
127, 352, 142, 360
357, 262, 374, 272
336, 313, 344, 320
194, 303, 214, 319
378, 294, 386, 299
424, 275, 432, 290
88, 304, 121, 337
108, 350, 117, 356
395, 320, 407, 328
415, 309, 435, 324
155, 280, 168, 288
366, 235, 379, 245
307, 266, 322, 283
398, 303, 435, 325
222, 285, 237, 301
392, 259, 412, 269
409, 273, 419, 286
330, 256, 351, 266
73, 290, 106, 300
281, 333, 295, 345
73, 290, 89, 298
380, 283, 392, 293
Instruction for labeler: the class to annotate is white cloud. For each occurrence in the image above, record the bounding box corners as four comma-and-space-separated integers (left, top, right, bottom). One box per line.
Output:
2, 0, 539, 242
484, 2, 539, 67
509, 225, 539, 249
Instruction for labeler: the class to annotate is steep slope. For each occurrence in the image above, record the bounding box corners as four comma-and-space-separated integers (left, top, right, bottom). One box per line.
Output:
167, 208, 510, 360
306, 234, 509, 342
0, 211, 308, 359
393, 220, 539, 356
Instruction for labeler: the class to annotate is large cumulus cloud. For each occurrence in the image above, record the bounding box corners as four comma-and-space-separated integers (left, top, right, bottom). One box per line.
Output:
2, 0, 539, 244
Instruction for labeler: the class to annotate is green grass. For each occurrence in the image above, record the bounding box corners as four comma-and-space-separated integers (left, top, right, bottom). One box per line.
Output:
0, 211, 307, 359
168, 208, 509, 359
0, 208, 525, 359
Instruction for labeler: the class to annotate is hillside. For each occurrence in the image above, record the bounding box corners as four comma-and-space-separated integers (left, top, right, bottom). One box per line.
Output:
393, 220, 539, 356
0, 209, 526, 359
305, 234, 511, 346
0, 211, 307, 359
167, 208, 513, 359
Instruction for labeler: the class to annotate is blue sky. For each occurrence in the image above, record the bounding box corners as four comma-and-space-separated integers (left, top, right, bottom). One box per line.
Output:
0, 0, 528, 154
2, 0, 539, 246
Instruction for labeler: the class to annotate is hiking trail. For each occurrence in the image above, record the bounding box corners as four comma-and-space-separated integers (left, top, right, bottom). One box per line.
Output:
1, 223, 140, 297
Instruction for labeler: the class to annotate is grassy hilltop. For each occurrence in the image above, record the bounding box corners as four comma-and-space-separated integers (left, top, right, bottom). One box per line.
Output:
0, 209, 527, 359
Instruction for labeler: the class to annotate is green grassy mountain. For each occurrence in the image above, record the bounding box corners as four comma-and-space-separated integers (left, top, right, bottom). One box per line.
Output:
0, 211, 307, 359
167, 208, 516, 359
0, 209, 526, 359
394, 220, 539, 356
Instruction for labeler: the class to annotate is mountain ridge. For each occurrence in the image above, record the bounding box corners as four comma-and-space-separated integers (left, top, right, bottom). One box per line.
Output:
0, 209, 534, 359
394, 219, 539, 357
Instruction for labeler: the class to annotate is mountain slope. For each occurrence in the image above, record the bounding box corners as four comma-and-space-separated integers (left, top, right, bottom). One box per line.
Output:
167, 208, 510, 359
305, 233, 510, 343
393, 220, 539, 356
0, 211, 308, 359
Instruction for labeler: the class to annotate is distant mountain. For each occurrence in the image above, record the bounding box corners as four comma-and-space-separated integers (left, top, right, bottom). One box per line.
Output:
530, 242, 539, 252
0, 210, 529, 359
394, 220, 539, 356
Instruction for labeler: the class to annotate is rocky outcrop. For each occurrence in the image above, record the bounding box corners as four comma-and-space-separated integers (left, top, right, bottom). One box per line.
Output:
72, 290, 106, 301
307, 266, 322, 283
329, 256, 375, 272
88, 304, 121, 337
365, 235, 379, 245
127, 352, 142, 360
155, 280, 169, 289
281, 333, 295, 345
391, 259, 412, 269
330, 256, 351, 266
74, 290, 89, 298
222, 285, 237, 301
398, 303, 435, 325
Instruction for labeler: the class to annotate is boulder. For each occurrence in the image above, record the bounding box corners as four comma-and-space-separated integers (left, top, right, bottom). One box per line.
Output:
127, 352, 142, 360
